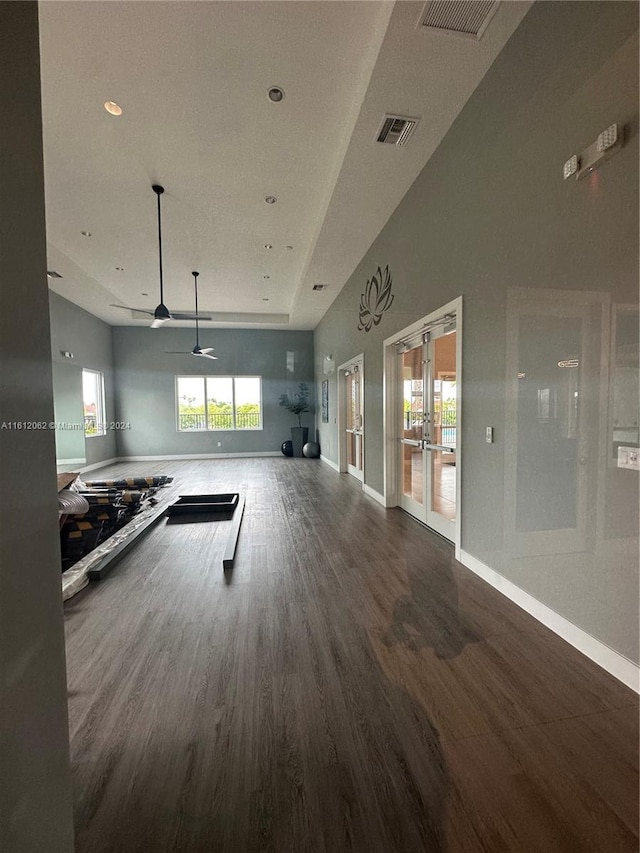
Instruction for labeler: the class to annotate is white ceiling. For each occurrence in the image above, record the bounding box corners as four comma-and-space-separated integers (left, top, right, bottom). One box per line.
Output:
39, 0, 531, 331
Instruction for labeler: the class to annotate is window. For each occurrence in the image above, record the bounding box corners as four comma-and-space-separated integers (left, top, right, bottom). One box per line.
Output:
82, 369, 106, 436
176, 376, 262, 431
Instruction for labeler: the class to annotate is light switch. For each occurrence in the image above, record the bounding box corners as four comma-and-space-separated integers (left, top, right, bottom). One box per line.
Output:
618, 446, 639, 470
486, 426, 494, 444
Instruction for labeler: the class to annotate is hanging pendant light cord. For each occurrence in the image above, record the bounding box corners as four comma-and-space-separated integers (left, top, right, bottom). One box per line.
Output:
193, 271, 200, 346
156, 190, 164, 305
152, 184, 165, 308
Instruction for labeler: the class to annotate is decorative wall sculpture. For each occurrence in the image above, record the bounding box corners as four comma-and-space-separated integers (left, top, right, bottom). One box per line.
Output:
357, 265, 394, 332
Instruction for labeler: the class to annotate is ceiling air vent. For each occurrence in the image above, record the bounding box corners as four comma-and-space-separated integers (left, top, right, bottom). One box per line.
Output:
375, 114, 420, 147
312, 284, 329, 292
47, 270, 63, 278
417, 0, 499, 39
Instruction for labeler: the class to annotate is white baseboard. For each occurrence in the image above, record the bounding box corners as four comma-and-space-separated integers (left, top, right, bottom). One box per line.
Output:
79, 457, 119, 473
362, 484, 387, 507
459, 549, 640, 694
118, 451, 281, 462
320, 454, 340, 473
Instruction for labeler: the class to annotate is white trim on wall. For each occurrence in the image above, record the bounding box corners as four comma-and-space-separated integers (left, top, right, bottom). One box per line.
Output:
79, 457, 119, 473
320, 454, 340, 473
362, 484, 386, 507
79, 452, 280, 472
119, 452, 281, 461
459, 549, 640, 694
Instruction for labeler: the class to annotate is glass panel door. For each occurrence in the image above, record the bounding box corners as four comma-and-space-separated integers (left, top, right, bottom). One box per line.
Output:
345, 363, 364, 481
399, 340, 426, 521
397, 324, 458, 541
426, 332, 457, 539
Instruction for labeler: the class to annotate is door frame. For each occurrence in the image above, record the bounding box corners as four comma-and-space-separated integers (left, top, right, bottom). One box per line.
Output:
337, 353, 365, 482
383, 296, 463, 559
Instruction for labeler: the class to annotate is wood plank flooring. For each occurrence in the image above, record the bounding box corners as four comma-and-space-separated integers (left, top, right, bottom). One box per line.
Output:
64, 458, 639, 853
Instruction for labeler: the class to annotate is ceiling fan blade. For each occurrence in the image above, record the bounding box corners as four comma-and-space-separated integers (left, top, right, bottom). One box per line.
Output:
165, 351, 192, 354
151, 316, 170, 328
110, 304, 155, 316
171, 312, 212, 321
193, 351, 218, 360
199, 347, 215, 354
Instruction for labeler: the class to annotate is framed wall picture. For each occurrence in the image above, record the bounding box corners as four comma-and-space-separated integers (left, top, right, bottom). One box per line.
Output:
321, 379, 329, 423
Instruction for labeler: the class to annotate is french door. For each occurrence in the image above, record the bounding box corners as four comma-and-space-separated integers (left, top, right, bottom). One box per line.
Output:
398, 321, 458, 541
340, 356, 364, 482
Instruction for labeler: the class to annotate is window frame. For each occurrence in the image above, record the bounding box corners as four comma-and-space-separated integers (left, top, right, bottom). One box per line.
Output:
175, 375, 263, 432
82, 368, 106, 437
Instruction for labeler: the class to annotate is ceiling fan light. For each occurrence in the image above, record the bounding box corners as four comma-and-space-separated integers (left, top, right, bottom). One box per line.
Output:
151, 302, 171, 327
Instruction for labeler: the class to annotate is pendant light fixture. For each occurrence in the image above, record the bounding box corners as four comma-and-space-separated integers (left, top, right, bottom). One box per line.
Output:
151, 184, 171, 328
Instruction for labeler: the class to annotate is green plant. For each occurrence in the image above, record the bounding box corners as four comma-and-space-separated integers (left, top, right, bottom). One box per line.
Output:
278, 382, 310, 427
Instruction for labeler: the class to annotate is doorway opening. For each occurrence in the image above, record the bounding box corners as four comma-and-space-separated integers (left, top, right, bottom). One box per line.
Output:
338, 354, 364, 483
383, 297, 462, 553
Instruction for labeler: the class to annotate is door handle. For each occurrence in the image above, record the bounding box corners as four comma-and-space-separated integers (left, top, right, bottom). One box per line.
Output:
400, 438, 422, 447
423, 442, 455, 453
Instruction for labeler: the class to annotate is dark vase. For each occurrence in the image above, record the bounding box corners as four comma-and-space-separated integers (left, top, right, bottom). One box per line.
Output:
291, 426, 309, 458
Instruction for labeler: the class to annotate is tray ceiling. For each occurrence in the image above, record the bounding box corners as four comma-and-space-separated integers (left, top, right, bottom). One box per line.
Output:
40, 1, 531, 330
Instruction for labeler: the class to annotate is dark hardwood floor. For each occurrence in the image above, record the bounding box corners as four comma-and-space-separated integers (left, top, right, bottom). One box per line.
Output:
64, 458, 639, 853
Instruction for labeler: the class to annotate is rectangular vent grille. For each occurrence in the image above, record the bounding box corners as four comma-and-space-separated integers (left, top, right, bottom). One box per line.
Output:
376, 114, 420, 147
418, 1, 499, 39
312, 284, 329, 292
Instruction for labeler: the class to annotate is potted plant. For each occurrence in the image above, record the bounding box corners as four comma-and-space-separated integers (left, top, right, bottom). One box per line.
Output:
279, 382, 310, 457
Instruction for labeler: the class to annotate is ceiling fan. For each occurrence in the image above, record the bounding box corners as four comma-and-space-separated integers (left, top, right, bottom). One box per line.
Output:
165, 271, 217, 360
110, 184, 211, 326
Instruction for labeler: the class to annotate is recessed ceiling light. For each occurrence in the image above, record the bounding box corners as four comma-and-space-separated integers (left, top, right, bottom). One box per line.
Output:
104, 100, 123, 116
264, 196, 277, 205
267, 87, 285, 103
81, 231, 92, 237
264, 243, 273, 249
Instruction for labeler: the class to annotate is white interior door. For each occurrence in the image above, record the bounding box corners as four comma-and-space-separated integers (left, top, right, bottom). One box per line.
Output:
340, 357, 364, 482
398, 323, 458, 541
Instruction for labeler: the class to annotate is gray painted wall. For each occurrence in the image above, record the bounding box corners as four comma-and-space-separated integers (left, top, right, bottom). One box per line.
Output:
51, 362, 86, 466
0, 3, 74, 850
50, 291, 117, 466
113, 327, 314, 456
314, 2, 639, 662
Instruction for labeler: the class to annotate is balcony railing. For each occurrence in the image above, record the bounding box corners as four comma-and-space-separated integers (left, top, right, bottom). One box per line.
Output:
178, 411, 261, 431
402, 409, 457, 448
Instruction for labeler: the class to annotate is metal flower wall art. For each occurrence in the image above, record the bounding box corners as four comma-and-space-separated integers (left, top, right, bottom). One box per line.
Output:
357, 265, 394, 332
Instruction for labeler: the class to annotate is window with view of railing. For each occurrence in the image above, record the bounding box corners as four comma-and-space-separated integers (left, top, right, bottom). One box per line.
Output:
440, 406, 457, 448
176, 376, 262, 431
